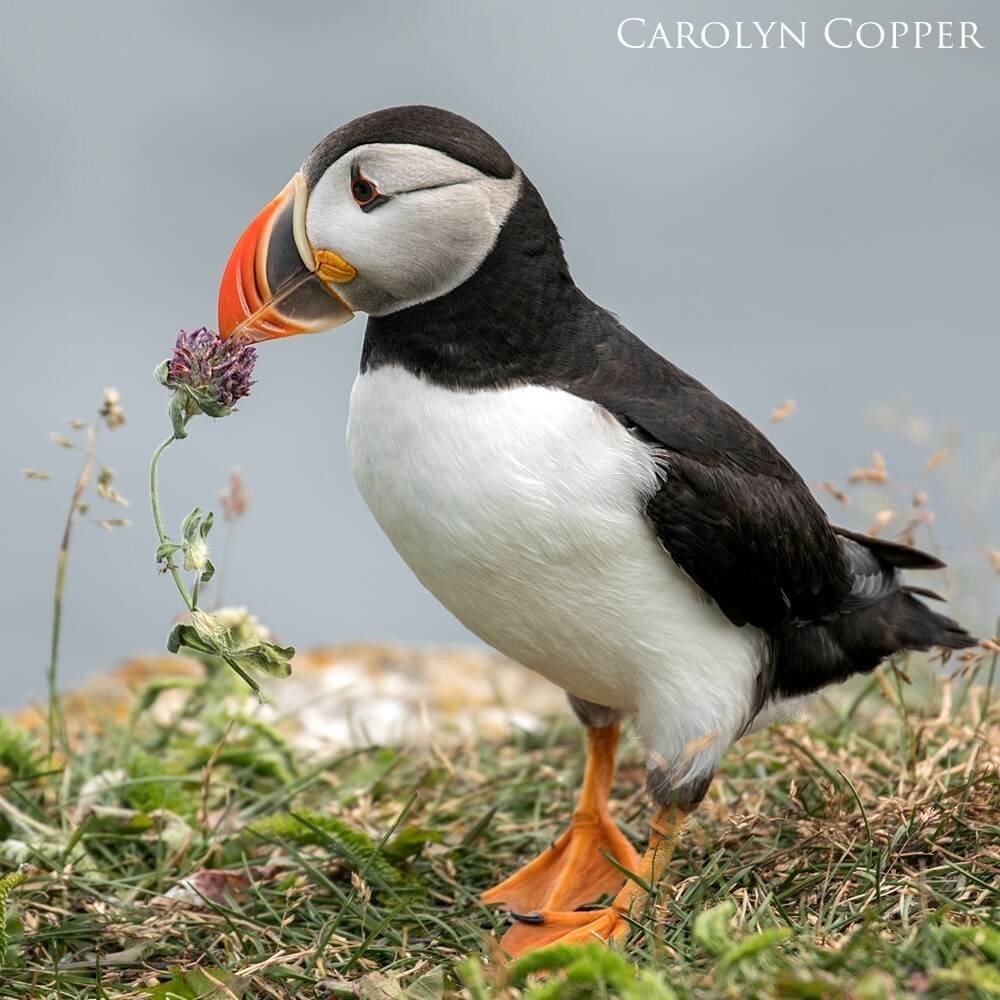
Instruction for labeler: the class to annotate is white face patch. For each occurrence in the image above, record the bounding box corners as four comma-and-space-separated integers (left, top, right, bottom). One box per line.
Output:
304, 143, 521, 315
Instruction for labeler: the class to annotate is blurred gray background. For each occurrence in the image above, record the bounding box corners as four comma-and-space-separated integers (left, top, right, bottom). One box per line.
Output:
2, 0, 997, 708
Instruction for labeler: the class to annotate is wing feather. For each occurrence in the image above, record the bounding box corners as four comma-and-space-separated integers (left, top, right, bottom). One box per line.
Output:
558, 310, 852, 630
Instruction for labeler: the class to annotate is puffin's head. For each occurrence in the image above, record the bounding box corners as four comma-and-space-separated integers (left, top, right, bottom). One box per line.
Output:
218, 105, 522, 341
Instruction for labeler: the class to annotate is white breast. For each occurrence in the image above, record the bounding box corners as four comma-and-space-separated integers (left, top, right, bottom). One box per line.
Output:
347, 365, 764, 784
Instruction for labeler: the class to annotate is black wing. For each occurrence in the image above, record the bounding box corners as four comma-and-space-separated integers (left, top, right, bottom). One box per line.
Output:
559, 308, 852, 630
642, 447, 847, 629
557, 302, 976, 703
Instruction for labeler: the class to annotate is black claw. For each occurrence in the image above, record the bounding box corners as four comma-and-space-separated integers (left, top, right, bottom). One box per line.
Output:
511, 910, 546, 925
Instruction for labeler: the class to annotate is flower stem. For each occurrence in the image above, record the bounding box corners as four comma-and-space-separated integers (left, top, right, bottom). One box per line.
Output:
47, 423, 97, 756
149, 434, 194, 611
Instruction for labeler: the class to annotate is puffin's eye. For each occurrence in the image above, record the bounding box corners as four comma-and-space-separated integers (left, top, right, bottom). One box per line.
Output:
351, 174, 379, 207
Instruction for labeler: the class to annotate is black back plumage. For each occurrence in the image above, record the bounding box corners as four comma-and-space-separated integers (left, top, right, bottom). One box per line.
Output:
360, 123, 977, 709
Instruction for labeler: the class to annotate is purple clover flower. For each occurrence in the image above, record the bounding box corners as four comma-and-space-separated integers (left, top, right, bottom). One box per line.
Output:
155, 328, 256, 437
166, 328, 256, 409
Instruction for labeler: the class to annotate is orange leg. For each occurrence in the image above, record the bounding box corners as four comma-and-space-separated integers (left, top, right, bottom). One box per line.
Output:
499, 805, 687, 957
481, 723, 639, 914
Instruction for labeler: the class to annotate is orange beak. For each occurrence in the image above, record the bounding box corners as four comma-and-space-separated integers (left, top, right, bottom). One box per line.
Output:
218, 172, 355, 341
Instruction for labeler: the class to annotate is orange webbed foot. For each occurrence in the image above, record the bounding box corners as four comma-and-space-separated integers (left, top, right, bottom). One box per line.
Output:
498, 905, 632, 957
480, 722, 638, 913
480, 809, 640, 912
491, 804, 690, 958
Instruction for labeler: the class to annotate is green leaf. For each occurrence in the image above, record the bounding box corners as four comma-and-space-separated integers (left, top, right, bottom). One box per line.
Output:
399, 968, 445, 1000
165, 623, 185, 654
180, 508, 203, 543
456, 958, 490, 1000
2, 913, 23, 969
167, 619, 290, 698
508, 942, 639, 994
88, 809, 155, 834
168, 391, 189, 439
153, 359, 170, 386
0, 718, 41, 780
353, 969, 445, 1000
178, 384, 233, 420
852, 970, 896, 1000
718, 927, 792, 970
155, 541, 181, 563
147, 966, 245, 999
633, 970, 679, 1000
226, 641, 295, 679
166, 622, 216, 657
219, 654, 263, 700
693, 901, 737, 958
932, 958, 1000, 995
195, 398, 232, 419
944, 922, 1000, 963
244, 812, 404, 889
383, 826, 442, 862
125, 750, 198, 818
0, 866, 30, 963
200, 510, 214, 539
200, 559, 215, 583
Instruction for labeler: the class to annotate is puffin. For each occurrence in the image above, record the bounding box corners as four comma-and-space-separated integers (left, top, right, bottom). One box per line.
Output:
216, 105, 976, 956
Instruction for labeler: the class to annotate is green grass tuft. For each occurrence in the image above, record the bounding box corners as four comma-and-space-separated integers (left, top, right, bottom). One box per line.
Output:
0, 720, 41, 784
0, 655, 997, 998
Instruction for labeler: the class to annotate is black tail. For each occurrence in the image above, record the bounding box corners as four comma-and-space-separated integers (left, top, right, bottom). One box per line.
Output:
772, 529, 978, 700
833, 525, 946, 570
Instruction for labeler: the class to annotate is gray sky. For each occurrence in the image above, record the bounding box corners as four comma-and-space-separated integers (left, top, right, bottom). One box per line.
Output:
2, 0, 997, 708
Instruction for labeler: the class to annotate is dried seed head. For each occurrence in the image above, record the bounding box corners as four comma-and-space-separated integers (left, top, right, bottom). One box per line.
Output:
898, 511, 932, 547
219, 469, 250, 521
849, 452, 889, 485
99, 387, 126, 430
770, 399, 796, 424
816, 481, 849, 505
350, 871, 372, 907
868, 509, 896, 536
96, 467, 129, 507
